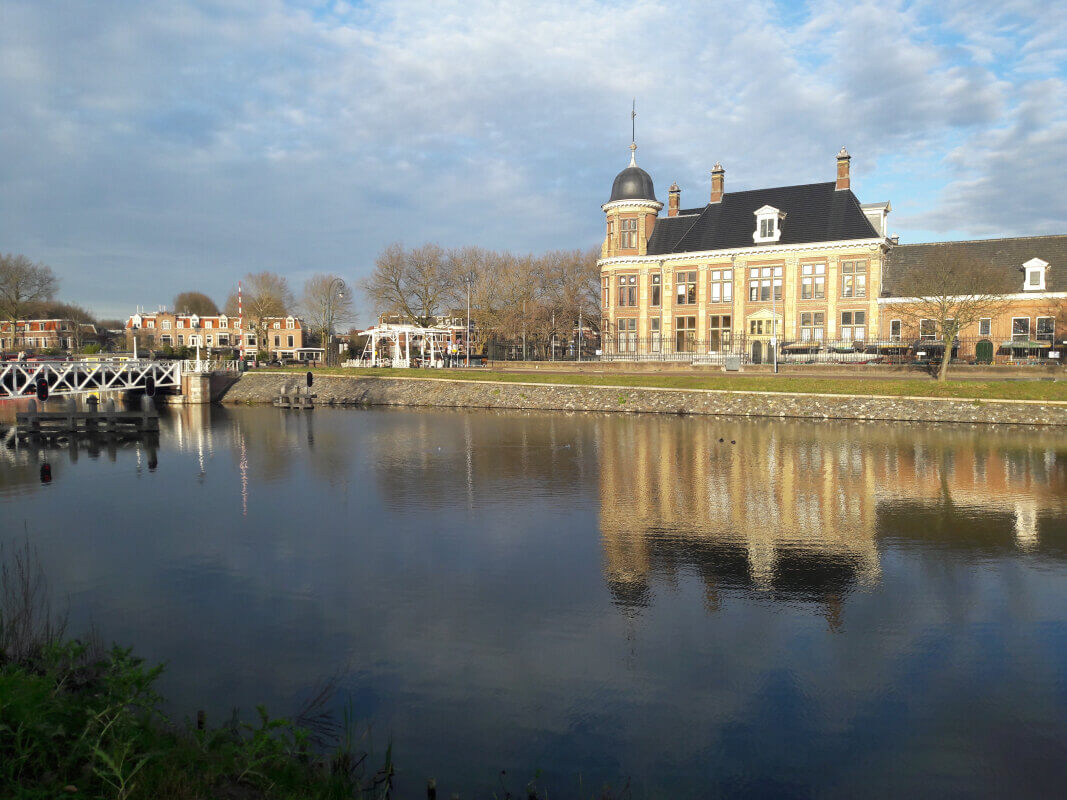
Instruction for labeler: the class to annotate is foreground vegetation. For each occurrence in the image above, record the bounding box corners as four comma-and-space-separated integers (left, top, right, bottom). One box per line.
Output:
275, 366, 1067, 403
0, 541, 393, 800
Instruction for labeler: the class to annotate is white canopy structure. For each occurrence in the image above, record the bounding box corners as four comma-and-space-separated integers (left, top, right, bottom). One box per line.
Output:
355, 323, 458, 369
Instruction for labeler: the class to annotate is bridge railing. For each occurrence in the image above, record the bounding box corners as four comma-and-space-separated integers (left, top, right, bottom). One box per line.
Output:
1, 359, 182, 398
179, 359, 240, 375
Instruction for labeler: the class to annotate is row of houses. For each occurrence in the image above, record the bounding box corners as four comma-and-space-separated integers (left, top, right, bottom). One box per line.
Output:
0, 319, 100, 352
598, 144, 1066, 362
125, 311, 323, 361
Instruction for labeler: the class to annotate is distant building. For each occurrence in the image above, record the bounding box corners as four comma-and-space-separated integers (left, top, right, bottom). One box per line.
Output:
1, 319, 97, 352
125, 311, 321, 361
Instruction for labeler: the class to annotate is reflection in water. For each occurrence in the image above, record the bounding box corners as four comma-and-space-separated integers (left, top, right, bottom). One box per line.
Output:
598, 419, 1066, 623
3, 407, 1067, 797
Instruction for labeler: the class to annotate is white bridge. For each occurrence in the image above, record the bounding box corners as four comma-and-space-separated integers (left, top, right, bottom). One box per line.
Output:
0, 359, 238, 399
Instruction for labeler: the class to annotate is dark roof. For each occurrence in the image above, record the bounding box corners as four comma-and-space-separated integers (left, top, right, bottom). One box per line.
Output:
883, 235, 1067, 296
609, 165, 657, 203
645, 182, 878, 255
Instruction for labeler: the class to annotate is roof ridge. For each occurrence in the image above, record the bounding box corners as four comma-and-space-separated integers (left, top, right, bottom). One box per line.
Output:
897, 233, 1067, 247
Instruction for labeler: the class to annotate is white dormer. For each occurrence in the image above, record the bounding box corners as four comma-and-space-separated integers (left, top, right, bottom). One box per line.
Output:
753, 205, 786, 244
1023, 258, 1048, 291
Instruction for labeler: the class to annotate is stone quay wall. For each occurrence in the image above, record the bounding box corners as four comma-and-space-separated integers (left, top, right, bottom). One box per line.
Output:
221, 372, 1067, 426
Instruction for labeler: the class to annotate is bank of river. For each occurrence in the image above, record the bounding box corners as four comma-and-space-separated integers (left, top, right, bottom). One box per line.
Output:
223, 371, 1067, 425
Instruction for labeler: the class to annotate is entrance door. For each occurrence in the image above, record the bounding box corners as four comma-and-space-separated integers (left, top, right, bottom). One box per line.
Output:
751, 340, 763, 364
975, 339, 994, 363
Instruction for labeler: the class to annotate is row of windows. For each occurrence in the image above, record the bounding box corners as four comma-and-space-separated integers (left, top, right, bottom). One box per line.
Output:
890, 317, 1056, 341
138, 318, 296, 330
612, 310, 871, 343
602, 262, 868, 309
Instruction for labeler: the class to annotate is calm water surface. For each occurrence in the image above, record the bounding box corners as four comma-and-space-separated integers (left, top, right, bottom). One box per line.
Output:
3, 406, 1067, 798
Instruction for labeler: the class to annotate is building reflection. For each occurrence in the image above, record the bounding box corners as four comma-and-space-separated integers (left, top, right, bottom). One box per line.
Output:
597, 418, 1067, 621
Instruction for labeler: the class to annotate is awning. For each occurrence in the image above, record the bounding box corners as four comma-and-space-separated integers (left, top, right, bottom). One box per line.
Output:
1001, 340, 1051, 350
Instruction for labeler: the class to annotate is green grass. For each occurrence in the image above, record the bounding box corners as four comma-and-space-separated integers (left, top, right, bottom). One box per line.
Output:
267, 366, 1067, 402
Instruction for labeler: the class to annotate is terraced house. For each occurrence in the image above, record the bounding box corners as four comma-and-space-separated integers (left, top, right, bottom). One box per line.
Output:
125, 311, 320, 361
599, 145, 889, 364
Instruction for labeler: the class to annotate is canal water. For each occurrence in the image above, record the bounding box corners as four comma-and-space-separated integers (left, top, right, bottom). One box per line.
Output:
3, 406, 1067, 797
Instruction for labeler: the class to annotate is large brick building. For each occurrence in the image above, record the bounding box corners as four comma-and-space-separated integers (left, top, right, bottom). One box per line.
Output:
598, 142, 1065, 363
1, 319, 97, 353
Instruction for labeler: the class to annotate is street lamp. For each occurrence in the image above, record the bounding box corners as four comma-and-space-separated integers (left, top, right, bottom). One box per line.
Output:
324, 277, 347, 366
464, 272, 474, 367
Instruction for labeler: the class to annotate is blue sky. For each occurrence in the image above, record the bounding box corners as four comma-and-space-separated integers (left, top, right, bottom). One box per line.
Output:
1, 0, 1065, 320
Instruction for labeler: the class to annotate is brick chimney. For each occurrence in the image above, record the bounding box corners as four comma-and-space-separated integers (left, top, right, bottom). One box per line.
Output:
668, 182, 680, 217
835, 147, 851, 190
710, 163, 724, 203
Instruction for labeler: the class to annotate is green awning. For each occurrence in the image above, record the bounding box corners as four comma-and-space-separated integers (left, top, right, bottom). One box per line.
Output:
1002, 340, 1051, 350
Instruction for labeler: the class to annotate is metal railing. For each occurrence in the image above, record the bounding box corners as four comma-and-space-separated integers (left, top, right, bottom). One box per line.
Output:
1, 359, 182, 398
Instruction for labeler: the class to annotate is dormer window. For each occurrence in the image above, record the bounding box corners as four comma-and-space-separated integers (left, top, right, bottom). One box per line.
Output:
753, 205, 785, 243
1023, 258, 1048, 291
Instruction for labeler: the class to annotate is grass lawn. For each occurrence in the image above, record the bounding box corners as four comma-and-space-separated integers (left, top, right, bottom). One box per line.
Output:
265, 366, 1067, 402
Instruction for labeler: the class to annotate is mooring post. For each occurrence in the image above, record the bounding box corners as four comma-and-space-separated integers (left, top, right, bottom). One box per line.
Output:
106, 398, 117, 434
141, 393, 158, 432
86, 395, 99, 432
66, 397, 76, 433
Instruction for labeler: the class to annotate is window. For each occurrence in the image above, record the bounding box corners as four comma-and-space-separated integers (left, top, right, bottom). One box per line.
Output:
801, 263, 826, 299
761, 218, 775, 238
800, 312, 825, 341
650, 274, 661, 307
617, 318, 636, 353
161, 334, 172, 345
1023, 258, 1048, 291
890, 319, 902, 341
753, 205, 783, 243
840, 310, 866, 341
1036, 317, 1054, 342
1012, 317, 1031, 342
709, 315, 731, 350
217, 334, 229, 346
602, 276, 610, 310
748, 266, 782, 302
919, 319, 936, 340
675, 316, 696, 352
246, 335, 256, 346
273, 321, 281, 329
841, 260, 867, 298
204, 320, 212, 329
650, 318, 661, 353
177, 334, 185, 346
286, 318, 294, 329
748, 319, 779, 336
620, 218, 638, 249
978, 318, 992, 337
162, 320, 172, 330
146, 320, 155, 329
709, 269, 733, 303
287, 334, 294, 347
206, 335, 213, 345
617, 274, 637, 307
676, 271, 697, 305
274, 335, 280, 347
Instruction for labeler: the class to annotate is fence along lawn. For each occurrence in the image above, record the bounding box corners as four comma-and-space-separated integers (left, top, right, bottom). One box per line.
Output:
271, 367, 1067, 403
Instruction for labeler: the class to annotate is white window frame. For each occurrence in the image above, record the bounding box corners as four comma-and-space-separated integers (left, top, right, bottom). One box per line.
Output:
978, 318, 992, 337
752, 205, 785, 244
919, 319, 937, 341
1012, 317, 1031, 342
1036, 316, 1055, 342
1023, 258, 1048, 291
890, 319, 902, 341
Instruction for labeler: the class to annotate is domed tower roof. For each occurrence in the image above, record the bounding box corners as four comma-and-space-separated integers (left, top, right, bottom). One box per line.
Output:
608, 143, 657, 203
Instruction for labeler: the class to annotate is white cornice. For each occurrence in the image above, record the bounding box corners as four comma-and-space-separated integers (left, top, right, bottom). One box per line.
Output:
597, 237, 887, 267
880, 291, 1067, 304
601, 199, 664, 212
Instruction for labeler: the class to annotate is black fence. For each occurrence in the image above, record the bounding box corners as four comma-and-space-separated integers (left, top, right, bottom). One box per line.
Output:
485, 337, 601, 363
588, 335, 1062, 366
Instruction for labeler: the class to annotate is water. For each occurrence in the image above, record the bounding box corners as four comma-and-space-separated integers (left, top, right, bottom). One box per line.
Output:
3, 406, 1067, 797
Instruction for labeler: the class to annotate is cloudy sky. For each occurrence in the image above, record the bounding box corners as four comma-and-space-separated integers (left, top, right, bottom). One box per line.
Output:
1, 0, 1065, 320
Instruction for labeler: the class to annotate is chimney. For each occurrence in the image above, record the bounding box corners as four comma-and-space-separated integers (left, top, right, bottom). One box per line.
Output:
710, 163, 724, 203
835, 146, 851, 190
668, 182, 680, 217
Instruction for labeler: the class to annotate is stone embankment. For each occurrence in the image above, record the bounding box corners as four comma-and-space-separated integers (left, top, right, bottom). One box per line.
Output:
221, 372, 1067, 426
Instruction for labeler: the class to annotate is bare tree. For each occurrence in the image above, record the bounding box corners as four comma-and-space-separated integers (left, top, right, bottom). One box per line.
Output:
221, 272, 294, 353
892, 249, 1014, 381
173, 291, 219, 315
362, 243, 455, 326
301, 274, 354, 364
0, 253, 58, 350
28, 300, 96, 351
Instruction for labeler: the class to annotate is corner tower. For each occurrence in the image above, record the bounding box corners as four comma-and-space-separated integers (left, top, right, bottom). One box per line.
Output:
601, 142, 663, 259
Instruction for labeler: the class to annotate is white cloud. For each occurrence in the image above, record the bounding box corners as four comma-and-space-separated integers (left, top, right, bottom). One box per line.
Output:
0, 0, 1063, 317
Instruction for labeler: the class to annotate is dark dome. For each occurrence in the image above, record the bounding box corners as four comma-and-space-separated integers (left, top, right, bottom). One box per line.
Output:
609, 165, 657, 203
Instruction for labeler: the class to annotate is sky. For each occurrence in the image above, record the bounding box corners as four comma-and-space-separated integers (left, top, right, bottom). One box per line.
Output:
1, 0, 1065, 321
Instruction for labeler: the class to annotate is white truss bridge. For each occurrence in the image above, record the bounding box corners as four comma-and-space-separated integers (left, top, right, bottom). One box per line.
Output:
0, 359, 237, 399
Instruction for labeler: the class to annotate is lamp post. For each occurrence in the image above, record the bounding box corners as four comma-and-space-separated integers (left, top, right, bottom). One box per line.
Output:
464, 272, 474, 367
324, 277, 347, 366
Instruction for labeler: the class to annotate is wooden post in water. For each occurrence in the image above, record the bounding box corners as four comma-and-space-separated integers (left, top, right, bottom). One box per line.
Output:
66, 398, 76, 433
106, 399, 117, 434
86, 395, 99, 432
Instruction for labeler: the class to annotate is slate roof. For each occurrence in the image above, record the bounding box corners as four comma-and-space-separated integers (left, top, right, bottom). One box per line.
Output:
883, 235, 1067, 296
645, 182, 879, 256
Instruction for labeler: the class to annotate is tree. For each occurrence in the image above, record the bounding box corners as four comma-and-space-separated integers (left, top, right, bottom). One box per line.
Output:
173, 291, 219, 315
893, 248, 1014, 381
362, 243, 455, 327
223, 272, 294, 352
301, 274, 354, 365
0, 253, 58, 350
28, 301, 96, 351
